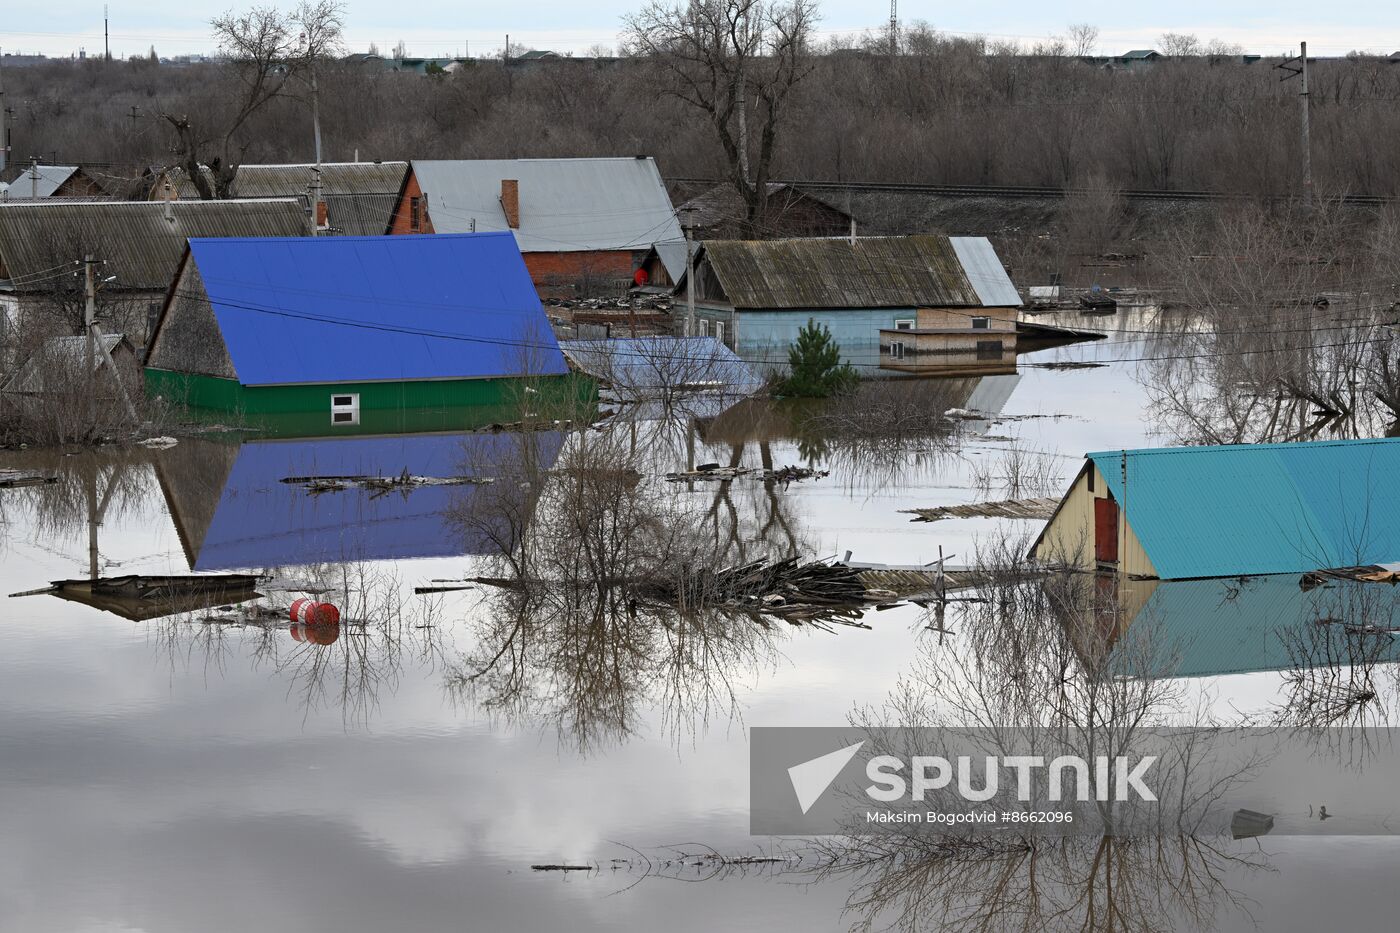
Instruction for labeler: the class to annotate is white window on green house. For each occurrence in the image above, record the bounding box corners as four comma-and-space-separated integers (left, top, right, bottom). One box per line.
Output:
895, 318, 915, 331
331, 393, 360, 426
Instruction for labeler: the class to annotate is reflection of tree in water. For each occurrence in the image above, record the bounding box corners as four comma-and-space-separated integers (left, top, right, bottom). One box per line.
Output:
444, 423, 842, 752
145, 562, 450, 727
1274, 581, 1400, 731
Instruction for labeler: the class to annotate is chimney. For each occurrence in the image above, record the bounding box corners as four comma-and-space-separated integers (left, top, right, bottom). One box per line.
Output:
500, 179, 520, 229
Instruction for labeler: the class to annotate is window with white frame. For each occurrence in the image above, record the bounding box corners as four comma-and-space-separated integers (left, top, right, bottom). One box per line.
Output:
895, 318, 915, 331
331, 393, 361, 426
890, 341, 905, 360
699, 319, 710, 337
714, 320, 725, 345
971, 316, 991, 329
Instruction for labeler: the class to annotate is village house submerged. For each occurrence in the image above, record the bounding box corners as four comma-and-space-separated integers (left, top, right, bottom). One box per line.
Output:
143, 232, 585, 432
1031, 438, 1400, 580
676, 235, 1022, 376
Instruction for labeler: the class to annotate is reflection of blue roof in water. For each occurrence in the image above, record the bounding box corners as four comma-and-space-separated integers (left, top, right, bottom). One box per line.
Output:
1128, 574, 1400, 678
194, 431, 562, 571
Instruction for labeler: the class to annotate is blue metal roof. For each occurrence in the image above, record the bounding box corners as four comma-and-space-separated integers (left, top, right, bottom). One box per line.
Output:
186, 233, 567, 387
1127, 575, 1400, 678
1089, 438, 1400, 579
192, 431, 563, 571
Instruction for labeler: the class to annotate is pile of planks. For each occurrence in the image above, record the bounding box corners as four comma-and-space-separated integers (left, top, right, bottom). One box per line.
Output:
647, 557, 897, 627
902, 496, 1059, 523
282, 469, 493, 497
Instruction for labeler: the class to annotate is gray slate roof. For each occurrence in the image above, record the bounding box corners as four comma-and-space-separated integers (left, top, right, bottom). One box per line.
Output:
696, 235, 1020, 310
1, 165, 79, 199
411, 157, 685, 275
0, 199, 308, 290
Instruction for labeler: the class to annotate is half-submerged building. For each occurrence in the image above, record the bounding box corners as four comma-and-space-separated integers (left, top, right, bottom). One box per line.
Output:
144, 233, 576, 426
1030, 438, 1400, 580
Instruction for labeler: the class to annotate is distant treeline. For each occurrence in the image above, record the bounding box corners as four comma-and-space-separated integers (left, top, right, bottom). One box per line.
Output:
6, 39, 1400, 198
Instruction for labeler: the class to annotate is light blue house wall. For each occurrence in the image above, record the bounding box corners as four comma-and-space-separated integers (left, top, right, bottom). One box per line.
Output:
694, 305, 917, 376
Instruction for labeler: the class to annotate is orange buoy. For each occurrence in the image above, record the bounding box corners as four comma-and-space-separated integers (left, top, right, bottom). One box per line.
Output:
290, 598, 340, 625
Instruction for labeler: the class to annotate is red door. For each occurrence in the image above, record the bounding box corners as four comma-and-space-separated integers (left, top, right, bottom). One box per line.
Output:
1094, 497, 1119, 564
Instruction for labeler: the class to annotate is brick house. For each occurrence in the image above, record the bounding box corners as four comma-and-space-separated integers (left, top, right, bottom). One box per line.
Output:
387, 158, 686, 296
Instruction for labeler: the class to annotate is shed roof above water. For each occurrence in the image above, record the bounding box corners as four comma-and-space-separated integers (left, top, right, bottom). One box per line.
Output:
559, 336, 761, 400
1088, 437, 1400, 579
162, 233, 567, 386
694, 235, 1019, 310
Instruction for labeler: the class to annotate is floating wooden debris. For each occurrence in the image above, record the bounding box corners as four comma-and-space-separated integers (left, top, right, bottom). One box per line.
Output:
281, 468, 493, 496
901, 497, 1060, 523
665, 463, 828, 484
9, 574, 263, 621
1299, 562, 1400, 591
0, 469, 58, 489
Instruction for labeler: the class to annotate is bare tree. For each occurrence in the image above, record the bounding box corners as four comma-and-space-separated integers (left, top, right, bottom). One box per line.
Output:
1066, 23, 1099, 58
161, 2, 345, 198
624, 0, 819, 234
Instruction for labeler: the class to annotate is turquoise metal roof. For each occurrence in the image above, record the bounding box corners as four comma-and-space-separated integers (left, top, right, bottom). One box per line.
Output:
1089, 438, 1400, 579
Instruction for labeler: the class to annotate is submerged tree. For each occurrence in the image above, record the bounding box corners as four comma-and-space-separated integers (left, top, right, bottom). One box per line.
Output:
777, 319, 859, 397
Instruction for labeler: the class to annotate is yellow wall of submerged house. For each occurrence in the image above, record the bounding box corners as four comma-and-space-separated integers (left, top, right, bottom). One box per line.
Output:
1034, 463, 1159, 579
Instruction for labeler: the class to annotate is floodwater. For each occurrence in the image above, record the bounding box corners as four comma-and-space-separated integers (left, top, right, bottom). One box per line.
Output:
2, 308, 1397, 932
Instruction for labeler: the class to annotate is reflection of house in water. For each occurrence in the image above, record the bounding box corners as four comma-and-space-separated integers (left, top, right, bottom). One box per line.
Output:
1032, 438, 1400, 580
1076, 574, 1400, 679
155, 432, 563, 571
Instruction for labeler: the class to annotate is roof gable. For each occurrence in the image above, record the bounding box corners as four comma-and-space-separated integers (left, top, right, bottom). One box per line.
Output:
1089, 438, 1400, 579
409, 157, 683, 255
183, 233, 568, 386
697, 235, 1016, 310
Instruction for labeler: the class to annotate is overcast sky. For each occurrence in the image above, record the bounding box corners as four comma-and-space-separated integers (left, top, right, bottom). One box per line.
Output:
2, 1, 1397, 60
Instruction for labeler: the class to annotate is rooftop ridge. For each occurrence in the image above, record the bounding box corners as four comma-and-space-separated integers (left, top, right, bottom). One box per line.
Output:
1086, 437, 1400, 459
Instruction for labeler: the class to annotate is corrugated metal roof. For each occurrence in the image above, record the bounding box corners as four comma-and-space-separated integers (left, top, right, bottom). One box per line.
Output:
559, 336, 760, 399
411, 157, 684, 260
949, 237, 1022, 307
698, 235, 997, 310
0, 165, 79, 199
186, 432, 565, 570
232, 162, 409, 198
0, 198, 308, 290
1128, 575, 1400, 678
1090, 438, 1400, 579
181, 232, 568, 386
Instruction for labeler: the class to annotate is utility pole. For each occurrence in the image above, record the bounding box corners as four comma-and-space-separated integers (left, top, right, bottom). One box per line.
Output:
308, 165, 324, 235
83, 254, 139, 424
889, 0, 898, 55
310, 62, 323, 165
0, 47, 8, 177
29, 157, 39, 200
104, 5, 111, 61
682, 207, 697, 337
1276, 42, 1313, 208
1300, 41, 1312, 208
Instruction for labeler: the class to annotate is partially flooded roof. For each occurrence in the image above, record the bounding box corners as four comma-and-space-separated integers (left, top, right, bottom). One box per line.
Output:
697, 235, 1017, 310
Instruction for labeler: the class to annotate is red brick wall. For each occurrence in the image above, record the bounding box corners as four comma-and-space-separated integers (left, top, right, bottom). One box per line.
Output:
387, 171, 435, 235
523, 250, 637, 285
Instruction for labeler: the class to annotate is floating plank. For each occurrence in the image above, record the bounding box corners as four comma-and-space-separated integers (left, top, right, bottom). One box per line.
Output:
901, 497, 1060, 523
